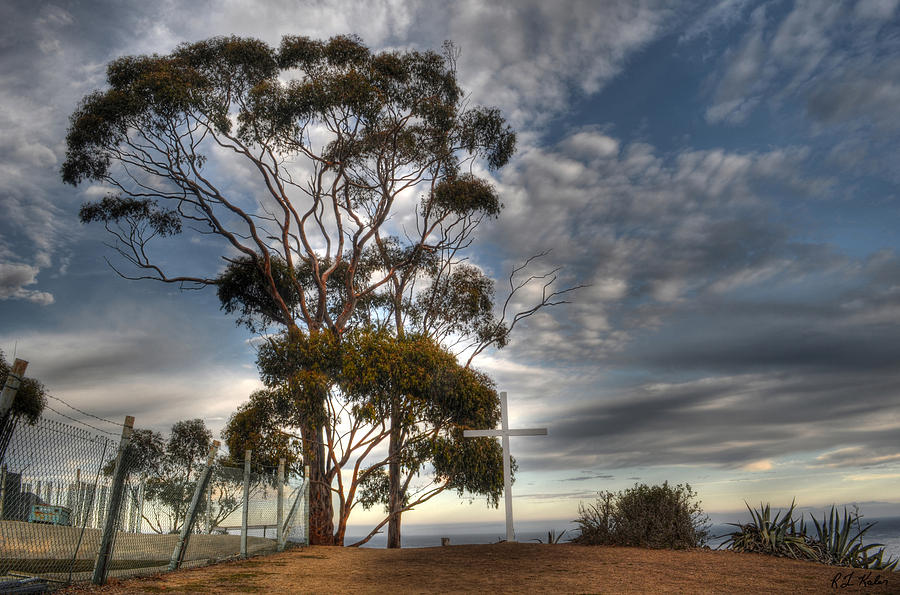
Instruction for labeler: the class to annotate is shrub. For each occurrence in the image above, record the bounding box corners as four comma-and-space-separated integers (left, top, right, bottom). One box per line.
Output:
574, 482, 710, 549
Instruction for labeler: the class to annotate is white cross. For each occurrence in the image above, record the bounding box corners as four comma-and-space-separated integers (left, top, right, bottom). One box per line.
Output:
463, 391, 547, 543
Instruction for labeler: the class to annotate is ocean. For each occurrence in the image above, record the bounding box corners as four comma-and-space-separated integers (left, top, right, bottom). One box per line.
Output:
345, 517, 900, 561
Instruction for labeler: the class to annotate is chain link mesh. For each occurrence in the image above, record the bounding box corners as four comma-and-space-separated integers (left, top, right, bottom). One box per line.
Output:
0, 417, 117, 585
0, 415, 309, 588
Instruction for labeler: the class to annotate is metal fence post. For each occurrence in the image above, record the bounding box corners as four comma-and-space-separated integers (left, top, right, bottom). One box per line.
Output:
206, 474, 213, 533
0, 463, 6, 519
168, 440, 219, 571
92, 415, 135, 586
303, 464, 310, 545
276, 458, 285, 551
241, 449, 251, 557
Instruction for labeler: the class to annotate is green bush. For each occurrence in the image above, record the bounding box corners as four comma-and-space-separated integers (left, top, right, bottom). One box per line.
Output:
574, 482, 710, 549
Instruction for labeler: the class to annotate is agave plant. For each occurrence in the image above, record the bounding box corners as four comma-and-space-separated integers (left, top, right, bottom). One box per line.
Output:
809, 506, 898, 571
721, 500, 816, 560
531, 529, 569, 544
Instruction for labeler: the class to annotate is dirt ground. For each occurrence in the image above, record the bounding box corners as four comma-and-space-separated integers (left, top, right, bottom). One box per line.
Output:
60, 542, 897, 594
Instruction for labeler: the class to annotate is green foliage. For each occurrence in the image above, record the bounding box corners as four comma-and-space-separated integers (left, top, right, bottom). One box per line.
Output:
254, 330, 342, 430
0, 350, 48, 423
339, 327, 493, 424
809, 506, 898, 570
79, 194, 182, 236
340, 326, 505, 498
357, 468, 404, 513
533, 529, 568, 544
429, 427, 509, 508
410, 263, 508, 349
63, 33, 514, 213
574, 482, 710, 549
722, 501, 898, 571
216, 252, 390, 333
429, 175, 501, 218
221, 389, 300, 470
225, 326, 508, 516
167, 419, 212, 474
456, 106, 517, 170
721, 500, 814, 560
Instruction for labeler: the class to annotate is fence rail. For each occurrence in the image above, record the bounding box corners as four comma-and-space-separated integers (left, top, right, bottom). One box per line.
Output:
0, 411, 309, 589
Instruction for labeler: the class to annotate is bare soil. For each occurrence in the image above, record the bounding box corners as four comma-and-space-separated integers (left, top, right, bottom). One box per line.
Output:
60, 542, 897, 594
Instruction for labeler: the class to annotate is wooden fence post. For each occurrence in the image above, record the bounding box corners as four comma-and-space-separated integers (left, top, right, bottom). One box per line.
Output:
276, 458, 285, 551
241, 449, 251, 557
0, 359, 28, 464
92, 416, 134, 586
168, 440, 219, 571
0, 359, 28, 416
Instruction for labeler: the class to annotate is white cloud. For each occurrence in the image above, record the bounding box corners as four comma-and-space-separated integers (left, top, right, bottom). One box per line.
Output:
854, 0, 900, 19
481, 128, 830, 364
560, 132, 620, 161
845, 472, 900, 482
704, 0, 900, 131
743, 459, 774, 472
679, 0, 753, 43
0, 262, 54, 305
444, 0, 677, 130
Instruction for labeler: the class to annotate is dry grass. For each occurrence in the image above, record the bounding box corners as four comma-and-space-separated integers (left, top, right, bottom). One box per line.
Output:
1, 520, 277, 582
60, 542, 897, 594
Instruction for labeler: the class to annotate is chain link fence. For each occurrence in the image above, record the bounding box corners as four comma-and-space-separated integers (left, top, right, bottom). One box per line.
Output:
1, 417, 118, 586
0, 413, 309, 589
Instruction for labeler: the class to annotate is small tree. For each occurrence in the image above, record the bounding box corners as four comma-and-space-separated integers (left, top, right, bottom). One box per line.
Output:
115, 419, 213, 534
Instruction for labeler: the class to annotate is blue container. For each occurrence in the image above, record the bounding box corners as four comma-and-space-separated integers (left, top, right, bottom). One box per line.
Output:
28, 504, 72, 526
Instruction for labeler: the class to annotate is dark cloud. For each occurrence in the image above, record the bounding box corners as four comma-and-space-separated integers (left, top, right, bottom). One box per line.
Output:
1, 1, 899, 516
812, 446, 900, 469
560, 473, 615, 482
523, 368, 900, 471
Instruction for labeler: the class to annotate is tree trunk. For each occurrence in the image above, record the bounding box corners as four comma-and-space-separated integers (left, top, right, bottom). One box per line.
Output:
387, 397, 402, 549
304, 422, 334, 545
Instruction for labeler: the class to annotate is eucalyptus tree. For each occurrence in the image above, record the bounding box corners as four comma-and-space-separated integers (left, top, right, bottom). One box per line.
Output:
62, 34, 516, 544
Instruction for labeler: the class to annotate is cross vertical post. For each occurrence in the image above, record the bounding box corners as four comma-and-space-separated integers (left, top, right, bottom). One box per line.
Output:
463, 391, 547, 543
500, 391, 512, 543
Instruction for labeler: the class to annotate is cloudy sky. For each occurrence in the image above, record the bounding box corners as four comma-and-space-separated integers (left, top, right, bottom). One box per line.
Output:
3, 0, 900, 529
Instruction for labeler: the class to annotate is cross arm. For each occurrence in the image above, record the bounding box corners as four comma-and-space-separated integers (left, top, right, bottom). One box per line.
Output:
463, 428, 548, 437
508, 428, 548, 436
